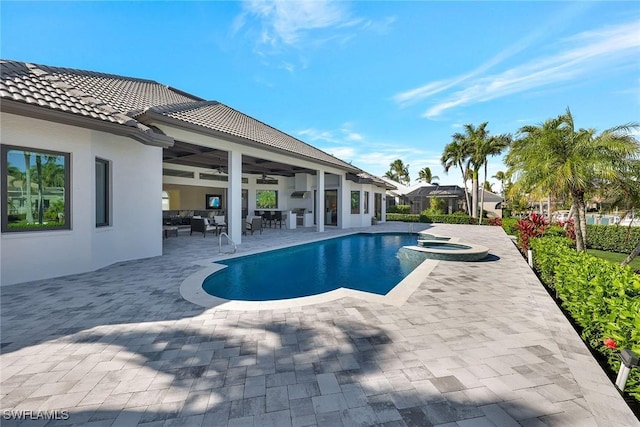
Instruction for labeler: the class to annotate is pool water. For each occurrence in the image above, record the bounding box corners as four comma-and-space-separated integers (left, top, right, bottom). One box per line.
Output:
202, 233, 421, 301
418, 242, 472, 250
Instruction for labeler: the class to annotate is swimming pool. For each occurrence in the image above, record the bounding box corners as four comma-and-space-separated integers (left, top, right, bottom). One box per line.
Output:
202, 233, 422, 301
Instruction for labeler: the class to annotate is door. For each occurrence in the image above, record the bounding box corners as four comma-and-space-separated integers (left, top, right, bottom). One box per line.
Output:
241, 189, 248, 218
325, 190, 338, 226
374, 193, 382, 219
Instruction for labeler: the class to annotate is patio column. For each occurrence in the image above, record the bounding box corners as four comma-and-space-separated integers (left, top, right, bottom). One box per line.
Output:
316, 169, 324, 232
381, 193, 387, 223
369, 190, 374, 223
228, 150, 242, 244
339, 175, 350, 229
359, 189, 364, 227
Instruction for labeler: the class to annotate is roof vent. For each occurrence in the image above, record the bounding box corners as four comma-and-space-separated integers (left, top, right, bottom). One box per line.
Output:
291, 191, 310, 199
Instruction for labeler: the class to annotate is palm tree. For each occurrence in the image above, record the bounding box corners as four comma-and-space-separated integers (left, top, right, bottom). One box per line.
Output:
448, 123, 510, 221
23, 152, 34, 224
417, 167, 439, 184
441, 138, 472, 215
492, 171, 507, 195
483, 181, 494, 192
385, 159, 410, 185
474, 133, 511, 224
506, 108, 639, 251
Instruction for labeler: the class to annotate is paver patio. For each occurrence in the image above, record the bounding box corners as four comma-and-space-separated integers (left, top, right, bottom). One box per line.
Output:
1, 223, 638, 426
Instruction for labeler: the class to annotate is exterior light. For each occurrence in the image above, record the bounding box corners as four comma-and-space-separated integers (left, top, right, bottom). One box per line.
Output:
615, 348, 639, 392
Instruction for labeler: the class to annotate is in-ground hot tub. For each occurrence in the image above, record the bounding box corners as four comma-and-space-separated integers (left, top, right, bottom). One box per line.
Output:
399, 237, 490, 262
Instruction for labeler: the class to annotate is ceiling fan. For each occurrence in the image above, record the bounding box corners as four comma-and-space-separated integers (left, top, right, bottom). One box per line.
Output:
260, 173, 276, 180
214, 156, 227, 175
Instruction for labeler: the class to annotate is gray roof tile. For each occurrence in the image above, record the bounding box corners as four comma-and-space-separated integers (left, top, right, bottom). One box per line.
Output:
153, 101, 355, 169
0, 60, 358, 171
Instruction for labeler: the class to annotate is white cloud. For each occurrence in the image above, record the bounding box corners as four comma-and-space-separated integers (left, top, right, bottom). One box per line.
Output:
236, 0, 395, 58
238, 0, 352, 48
297, 128, 338, 143
395, 19, 640, 119
297, 124, 451, 181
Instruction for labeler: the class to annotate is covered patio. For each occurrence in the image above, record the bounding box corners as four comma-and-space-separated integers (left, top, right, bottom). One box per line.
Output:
1, 223, 636, 426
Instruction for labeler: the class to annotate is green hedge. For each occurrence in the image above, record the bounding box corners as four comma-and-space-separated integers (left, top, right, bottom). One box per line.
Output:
587, 224, 640, 254
420, 213, 474, 224
387, 205, 411, 214
386, 213, 421, 222
530, 236, 640, 402
385, 213, 476, 224
501, 217, 518, 235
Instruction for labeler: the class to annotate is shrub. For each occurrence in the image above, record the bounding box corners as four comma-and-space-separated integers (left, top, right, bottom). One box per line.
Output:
387, 205, 411, 214
530, 237, 575, 288
530, 236, 640, 402
587, 224, 640, 254
545, 224, 568, 238
386, 213, 420, 222
419, 212, 474, 224
386, 213, 475, 224
487, 217, 502, 227
425, 196, 445, 215
514, 213, 548, 251
501, 217, 518, 235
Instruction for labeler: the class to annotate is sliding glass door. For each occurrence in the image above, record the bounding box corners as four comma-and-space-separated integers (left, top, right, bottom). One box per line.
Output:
325, 190, 338, 226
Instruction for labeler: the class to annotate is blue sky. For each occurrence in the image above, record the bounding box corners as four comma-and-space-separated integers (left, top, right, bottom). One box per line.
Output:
2, 1, 639, 190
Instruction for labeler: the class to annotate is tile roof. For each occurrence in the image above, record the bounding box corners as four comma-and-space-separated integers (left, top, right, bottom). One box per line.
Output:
0, 61, 133, 126
407, 185, 466, 197
0, 60, 357, 171
149, 101, 355, 170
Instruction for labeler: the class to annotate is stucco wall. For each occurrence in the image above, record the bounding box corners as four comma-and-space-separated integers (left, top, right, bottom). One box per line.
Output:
1, 113, 162, 286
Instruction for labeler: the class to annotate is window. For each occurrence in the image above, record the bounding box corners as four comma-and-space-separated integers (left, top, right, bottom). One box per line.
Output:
162, 168, 194, 178
351, 191, 360, 214
162, 191, 170, 211
95, 158, 110, 227
256, 190, 278, 209
364, 191, 369, 214
2, 145, 70, 232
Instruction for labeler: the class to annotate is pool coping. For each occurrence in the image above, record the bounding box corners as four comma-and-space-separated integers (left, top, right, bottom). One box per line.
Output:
180, 231, 441, 310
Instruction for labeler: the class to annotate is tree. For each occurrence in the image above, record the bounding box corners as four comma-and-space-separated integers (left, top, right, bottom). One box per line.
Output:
492, 171, 507, 195
441, 139, 472, 215
474, 133, 511, 224
506, 107, 639, 251
446, 123, 510, 222
23, 152, 34, 224
417, 167, 439, 184
483, 181, 494, 192
385, 159, 410, 185
426, 196, 445, 215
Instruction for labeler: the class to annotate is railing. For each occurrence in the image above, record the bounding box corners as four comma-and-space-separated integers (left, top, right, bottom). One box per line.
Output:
218, 232, 237, 254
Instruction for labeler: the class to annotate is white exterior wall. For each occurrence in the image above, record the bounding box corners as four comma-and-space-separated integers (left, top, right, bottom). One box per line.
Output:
1, 113, 162, 286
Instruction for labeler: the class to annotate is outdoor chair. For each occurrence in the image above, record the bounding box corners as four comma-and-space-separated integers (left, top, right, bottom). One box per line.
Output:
213, 215, 227, 235
190, 217, 216, 237
244, 216, 263, 235
263, 211, 274, 228
273, 211, 284, 228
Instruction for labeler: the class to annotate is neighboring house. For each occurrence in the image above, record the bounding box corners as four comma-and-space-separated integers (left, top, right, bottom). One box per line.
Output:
382, 177, 503, 218
405, 185, 467, 214
0, 60, 393, 286
382, 177, 467, 214
477, 189, 504, 218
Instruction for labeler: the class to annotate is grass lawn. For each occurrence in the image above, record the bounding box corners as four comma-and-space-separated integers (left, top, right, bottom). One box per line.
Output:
587, 248, 640, 272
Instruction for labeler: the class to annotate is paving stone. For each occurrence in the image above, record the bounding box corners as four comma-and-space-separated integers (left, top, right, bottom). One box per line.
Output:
316, 372, 341, 395
429, 375, 466, 393
0, 223, 635, 427
312, 393, 349, 414
266, 385, 289, 412
339, 405, 378, 426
